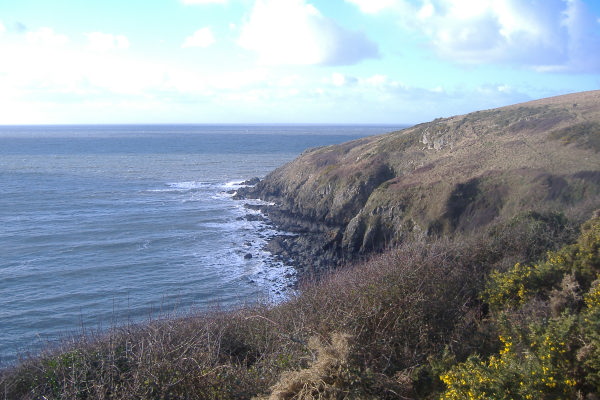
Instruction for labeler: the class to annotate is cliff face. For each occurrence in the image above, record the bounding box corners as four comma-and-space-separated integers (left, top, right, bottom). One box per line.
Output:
242, 91, 600, 274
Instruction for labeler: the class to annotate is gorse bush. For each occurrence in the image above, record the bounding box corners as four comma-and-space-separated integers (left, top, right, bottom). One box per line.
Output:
549, 122, 600, 152
439, 320, 581, 399
439, 215, 600, 399
484, 214, 599, 311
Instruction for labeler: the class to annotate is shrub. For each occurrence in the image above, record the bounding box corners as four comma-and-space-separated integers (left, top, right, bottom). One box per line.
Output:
483, 215, 599, 311
439, 214, 600, 399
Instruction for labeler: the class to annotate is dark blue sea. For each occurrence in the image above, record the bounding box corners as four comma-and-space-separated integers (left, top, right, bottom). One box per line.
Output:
0, 124, 402, 366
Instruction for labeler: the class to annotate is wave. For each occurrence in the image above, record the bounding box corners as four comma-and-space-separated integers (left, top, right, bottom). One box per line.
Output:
146, 181, 211, 193
144, 178, 296, 301
146, 180, 250, 195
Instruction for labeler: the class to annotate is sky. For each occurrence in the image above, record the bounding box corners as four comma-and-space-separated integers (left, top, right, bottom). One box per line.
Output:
0, 0, 599, 125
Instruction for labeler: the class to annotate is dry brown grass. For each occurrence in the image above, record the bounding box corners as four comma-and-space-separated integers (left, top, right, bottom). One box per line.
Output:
256, 333, 360, 400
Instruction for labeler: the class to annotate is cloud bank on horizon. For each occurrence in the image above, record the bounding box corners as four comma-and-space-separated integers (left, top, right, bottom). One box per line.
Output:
0, 0, 598, 124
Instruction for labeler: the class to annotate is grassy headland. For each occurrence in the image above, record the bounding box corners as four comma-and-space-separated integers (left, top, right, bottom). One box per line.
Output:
240, 91, 600, 276
2, 91, 600, 399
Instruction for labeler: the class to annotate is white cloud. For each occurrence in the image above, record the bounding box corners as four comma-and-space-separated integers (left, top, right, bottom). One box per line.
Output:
278, 74, 301, 87
25, 27, 69, 46
0, 28, 165, 108
331, 73, 347, 86
346, 0, 600, 73
0, 29, 533, 125
0, 21, 6, 35
418, 3, 435, 19
344, 0, 398, 14
85, 32, 129, 52
365, 74, 389, 86
166, 68, 270, 92
547, 0, 600, 73
417, 0, 568, 64
330, 72, 358, 87
181, 0, 227, 4
238, 0, 378, 65
182, 27, 215, 48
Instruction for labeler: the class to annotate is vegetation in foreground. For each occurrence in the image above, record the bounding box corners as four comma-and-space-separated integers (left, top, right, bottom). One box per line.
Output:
1, 210, 598, 399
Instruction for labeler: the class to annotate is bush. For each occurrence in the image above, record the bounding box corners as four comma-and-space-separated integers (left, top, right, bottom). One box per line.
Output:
484, 214, 599, 311
439, 215, 600, 399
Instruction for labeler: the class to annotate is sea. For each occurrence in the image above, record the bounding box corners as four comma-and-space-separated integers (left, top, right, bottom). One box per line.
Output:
0, 124, 403, 367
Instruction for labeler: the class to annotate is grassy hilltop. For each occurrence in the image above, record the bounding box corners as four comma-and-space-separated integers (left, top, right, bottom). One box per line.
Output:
2, 91, 600, 399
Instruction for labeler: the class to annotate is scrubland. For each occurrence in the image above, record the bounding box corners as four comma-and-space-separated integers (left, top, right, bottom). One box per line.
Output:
2, 209, 598, 399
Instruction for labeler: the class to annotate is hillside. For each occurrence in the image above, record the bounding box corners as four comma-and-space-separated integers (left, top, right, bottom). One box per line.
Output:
240, 91, 600, 275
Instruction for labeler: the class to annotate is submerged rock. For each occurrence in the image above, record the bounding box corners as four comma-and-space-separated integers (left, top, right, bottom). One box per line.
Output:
241, 177, 261, 186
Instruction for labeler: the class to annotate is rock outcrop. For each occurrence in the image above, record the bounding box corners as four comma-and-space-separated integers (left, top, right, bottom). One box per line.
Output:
238, 91, 600, 276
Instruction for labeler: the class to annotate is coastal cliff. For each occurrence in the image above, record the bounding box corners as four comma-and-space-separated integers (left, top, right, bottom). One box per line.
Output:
240, 91, 600, 274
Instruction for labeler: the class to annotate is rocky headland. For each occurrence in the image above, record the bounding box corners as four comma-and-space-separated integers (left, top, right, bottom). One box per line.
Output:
237, 91, 600, 276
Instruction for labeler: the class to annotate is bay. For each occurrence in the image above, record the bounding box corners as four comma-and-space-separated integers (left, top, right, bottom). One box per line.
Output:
0, 124, 403, 366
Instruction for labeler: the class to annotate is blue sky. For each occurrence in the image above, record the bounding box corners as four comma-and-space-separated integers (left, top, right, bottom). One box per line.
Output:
1, 0, 599, 124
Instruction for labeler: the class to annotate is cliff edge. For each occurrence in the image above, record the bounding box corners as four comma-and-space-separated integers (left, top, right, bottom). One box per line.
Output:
239, 91, 600, 275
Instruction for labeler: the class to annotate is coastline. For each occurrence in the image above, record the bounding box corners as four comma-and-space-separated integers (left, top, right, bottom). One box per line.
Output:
1, 125, 395, 368
234, 179, 344, 282
227, 180, 299, 297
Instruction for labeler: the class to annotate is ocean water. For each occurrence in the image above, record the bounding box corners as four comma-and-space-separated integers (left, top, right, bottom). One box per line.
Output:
0, 124, 402, 366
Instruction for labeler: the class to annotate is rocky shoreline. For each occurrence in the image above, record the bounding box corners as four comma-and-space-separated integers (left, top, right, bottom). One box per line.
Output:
233, 180, 346, 281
